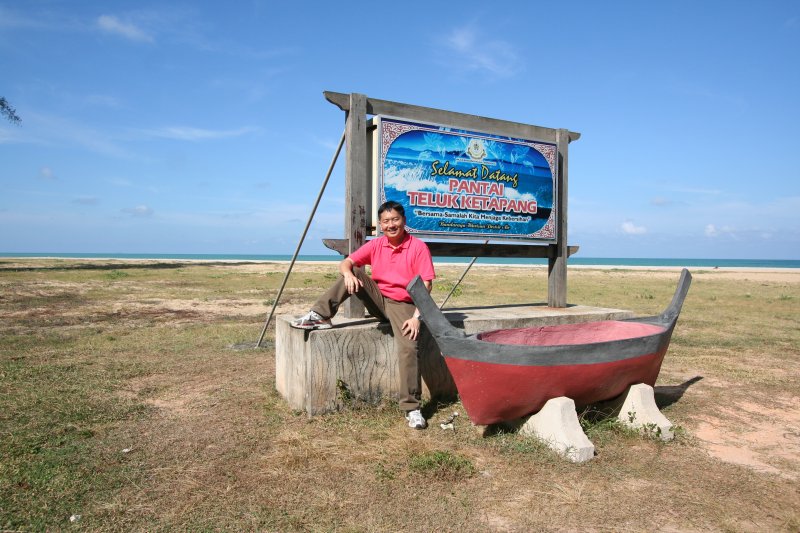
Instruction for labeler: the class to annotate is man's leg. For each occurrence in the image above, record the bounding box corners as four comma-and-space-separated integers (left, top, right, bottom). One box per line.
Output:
383, 299, 421, 412
310, 268, 386, 321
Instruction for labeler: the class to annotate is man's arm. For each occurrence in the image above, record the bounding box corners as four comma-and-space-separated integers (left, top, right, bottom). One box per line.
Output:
403, 279, 432, 340
412, 280, 432, 318
339, 257, 363, 295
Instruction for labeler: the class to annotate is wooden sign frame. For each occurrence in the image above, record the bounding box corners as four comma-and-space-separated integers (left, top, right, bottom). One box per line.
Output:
322, 91, 580, 316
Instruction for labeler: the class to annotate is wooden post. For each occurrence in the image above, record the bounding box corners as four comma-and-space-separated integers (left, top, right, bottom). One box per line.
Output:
548, 128, 570, 307
344, 93, 368, 318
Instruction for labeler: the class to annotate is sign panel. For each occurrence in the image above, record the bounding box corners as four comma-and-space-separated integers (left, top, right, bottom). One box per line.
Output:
378, 117, 557, 241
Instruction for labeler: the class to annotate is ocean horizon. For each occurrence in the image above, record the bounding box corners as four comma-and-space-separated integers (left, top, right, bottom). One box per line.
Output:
1, 253, 798, 269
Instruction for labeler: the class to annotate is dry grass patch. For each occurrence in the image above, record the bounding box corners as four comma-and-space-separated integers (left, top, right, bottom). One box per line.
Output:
1, 259, 799, 531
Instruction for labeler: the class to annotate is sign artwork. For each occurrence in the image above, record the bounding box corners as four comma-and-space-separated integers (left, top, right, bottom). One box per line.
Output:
378, 117, 557, 241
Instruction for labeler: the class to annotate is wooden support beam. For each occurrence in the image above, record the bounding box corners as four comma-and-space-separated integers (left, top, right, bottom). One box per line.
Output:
323, 239, 578, 259
325, 91, 580, 145
343, 93, 368, 318
548, 129, 570, 307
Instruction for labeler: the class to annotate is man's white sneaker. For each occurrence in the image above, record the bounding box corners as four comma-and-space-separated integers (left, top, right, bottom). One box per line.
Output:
405, 409, 427, 430
290, 311, 332, 330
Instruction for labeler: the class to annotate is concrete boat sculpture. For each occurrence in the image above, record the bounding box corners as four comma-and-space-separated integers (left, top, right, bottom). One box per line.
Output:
406, 269, 692, 425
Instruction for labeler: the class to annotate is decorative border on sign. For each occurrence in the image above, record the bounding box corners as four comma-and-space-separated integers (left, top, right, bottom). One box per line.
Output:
379, 117, 558, 241
534, 215, 555, 239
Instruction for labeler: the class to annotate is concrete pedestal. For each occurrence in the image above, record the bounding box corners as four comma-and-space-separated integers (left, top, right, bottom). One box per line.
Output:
275, 303, 634, 416
615, 383, 675, 440
519, 397, 595, 463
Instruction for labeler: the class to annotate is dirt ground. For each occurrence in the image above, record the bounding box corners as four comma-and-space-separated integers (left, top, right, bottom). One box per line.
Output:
161, 265, 800, 483
8, 260, 799, 480
2, 259, 798, 530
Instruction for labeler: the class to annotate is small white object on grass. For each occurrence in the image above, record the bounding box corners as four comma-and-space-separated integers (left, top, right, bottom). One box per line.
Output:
439, 411, 459, 430
70, 514, 81, 523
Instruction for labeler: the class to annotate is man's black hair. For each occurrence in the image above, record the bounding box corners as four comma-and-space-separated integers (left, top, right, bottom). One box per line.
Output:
377, 200, 405, 217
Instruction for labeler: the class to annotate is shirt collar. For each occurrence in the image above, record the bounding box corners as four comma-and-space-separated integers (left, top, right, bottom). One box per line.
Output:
383, 232, 410, 250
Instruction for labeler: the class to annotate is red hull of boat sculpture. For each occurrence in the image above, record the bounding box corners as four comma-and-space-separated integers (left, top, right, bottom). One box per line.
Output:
446, 325, 668, 425
452, 321, 667, 425
406, 269, 692, 426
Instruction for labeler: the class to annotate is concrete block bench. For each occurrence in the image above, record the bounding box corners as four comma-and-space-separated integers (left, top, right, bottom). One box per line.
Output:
275, 303, 634, 416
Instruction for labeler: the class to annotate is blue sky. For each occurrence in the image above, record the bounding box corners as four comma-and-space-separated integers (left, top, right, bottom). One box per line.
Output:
1, 1, 798, 259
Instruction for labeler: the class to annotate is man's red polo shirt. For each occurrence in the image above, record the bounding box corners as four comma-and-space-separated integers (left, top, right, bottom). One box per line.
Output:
349, 233, 435, 303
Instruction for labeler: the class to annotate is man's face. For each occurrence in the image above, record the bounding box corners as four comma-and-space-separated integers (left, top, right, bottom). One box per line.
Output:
379, 209, 405, 240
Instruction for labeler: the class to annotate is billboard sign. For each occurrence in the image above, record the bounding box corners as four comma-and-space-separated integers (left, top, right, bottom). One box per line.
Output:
378, 117, 557, 241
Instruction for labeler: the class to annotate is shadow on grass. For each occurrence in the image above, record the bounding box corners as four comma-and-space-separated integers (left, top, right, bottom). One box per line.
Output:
654, 375, 704, 408
422, 396, 461, 421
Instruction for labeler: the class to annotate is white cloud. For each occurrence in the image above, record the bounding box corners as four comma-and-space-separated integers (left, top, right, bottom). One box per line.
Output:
107, 177, 133, 188
621, 221, 647, 235
73, 196, 99, 205
666, 186, 722, 195
38, 167, 56, 180
0, 8, 32, 29
0, 127, 15, 143
12, 111, 135, 158
122, 205, 154, 217
704, 224, 739, 239
311, 134, 343, 152
650, 196, 671, 206
0, 6, 60, 30
84, 94, 121, 107
97, 14, 154, 43
141, 126, 259, 141
442, 26, 522, 78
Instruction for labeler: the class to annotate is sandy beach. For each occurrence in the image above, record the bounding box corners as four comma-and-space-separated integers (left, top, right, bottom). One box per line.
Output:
3, 255, 799, 281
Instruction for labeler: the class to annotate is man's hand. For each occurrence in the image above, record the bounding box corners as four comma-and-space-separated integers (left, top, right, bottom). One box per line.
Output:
342, 271, 363, 295
402, 280, 430, 340
339, 258, 363, 295
401, 316, 421, 340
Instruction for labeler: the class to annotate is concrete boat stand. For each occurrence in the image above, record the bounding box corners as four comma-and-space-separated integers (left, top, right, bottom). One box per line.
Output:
519, 384, 675, 463
275, 303, 633, 416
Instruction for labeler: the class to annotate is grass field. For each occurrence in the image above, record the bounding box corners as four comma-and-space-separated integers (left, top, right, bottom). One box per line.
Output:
1, 259, 798, 531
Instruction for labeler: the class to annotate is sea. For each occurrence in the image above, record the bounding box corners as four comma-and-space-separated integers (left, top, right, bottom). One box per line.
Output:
1, 253, 798, 269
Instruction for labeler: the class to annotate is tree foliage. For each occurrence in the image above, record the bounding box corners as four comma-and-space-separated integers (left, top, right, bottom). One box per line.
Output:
1, 97, 21, 124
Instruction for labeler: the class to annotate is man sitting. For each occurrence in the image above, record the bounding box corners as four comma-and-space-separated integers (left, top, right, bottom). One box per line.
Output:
291, 201, 435, 429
